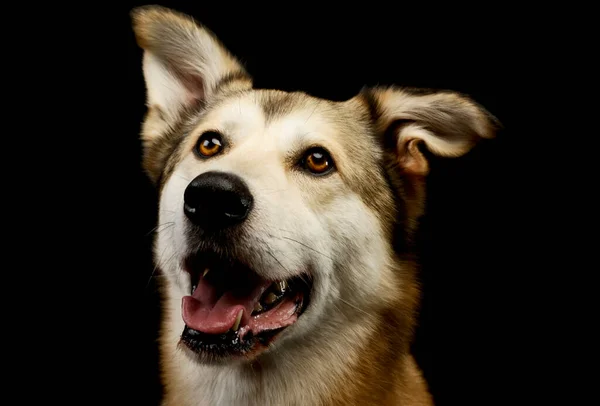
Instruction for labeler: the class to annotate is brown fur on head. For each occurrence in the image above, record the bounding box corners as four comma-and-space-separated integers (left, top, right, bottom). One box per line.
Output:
132, 5, 498, 405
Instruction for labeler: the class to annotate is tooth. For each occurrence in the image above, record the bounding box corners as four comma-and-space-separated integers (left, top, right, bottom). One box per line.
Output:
264, 292, 278, 305
272, 281, 287, 294
202, 268, 209, 278
279, 281, 288, 292
254, 302, 264, 313
232, 309, 243, 331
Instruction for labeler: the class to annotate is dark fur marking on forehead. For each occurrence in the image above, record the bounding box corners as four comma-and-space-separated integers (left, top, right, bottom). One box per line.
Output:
259, 92, 304, 123
213, 71, 253, 94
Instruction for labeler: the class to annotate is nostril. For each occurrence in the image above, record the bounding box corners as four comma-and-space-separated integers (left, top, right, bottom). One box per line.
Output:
222, 194, 252, 219
183, 188, 200, 218
184, 202, 197, 214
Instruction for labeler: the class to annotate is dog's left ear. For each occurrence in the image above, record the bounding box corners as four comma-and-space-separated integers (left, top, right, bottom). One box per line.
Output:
359, 87, 500, 228
363, 87, 499, 177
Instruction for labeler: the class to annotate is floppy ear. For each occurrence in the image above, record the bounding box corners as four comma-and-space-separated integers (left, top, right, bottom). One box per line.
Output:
131, 6, 251, 138
364, 87, 499, 177
361, 87, 500, 229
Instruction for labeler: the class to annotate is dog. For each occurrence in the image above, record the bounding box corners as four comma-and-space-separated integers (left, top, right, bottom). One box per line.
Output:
131, 6, 498, 405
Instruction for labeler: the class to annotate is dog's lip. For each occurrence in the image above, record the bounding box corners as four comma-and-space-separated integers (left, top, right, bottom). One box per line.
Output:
181, 251, 312, 347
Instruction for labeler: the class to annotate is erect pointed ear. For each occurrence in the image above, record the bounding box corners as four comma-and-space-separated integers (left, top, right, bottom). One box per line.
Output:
363, 87, 500, 177
131, 6, 251, 137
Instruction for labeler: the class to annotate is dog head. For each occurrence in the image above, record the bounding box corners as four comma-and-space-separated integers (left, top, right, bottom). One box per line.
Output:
132, 6, 498, 364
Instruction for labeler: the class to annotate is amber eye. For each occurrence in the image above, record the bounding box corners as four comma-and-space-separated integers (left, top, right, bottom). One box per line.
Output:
303, 147, 335, 175
195, 132, 223, 158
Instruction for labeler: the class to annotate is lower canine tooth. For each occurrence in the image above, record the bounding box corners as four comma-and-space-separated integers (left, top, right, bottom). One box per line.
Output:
232, 309, 243, 331
202, 268, 209, 278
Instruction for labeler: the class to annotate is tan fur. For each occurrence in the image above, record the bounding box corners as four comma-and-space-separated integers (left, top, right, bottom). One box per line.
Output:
132, 6, 498, 405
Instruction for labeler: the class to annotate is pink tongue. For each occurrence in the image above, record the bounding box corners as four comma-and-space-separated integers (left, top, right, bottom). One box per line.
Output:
182, 277, 271, 334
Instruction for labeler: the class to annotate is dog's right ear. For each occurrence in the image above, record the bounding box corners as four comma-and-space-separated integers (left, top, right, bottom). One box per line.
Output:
131, 6, 251, 139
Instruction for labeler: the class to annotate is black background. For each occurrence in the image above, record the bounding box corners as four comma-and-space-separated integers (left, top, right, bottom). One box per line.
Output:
39, 2, 539, 405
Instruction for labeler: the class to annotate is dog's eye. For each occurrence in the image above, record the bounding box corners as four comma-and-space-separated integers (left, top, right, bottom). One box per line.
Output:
195, 132, 223, 158
303, 147, 335, 175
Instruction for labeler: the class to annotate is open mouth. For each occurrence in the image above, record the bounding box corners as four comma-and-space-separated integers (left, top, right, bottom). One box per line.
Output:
180, 252, 311, 360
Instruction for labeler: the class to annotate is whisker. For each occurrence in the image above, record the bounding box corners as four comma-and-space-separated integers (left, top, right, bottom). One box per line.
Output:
265, 246, 313, 290
146, 273, 171, 279
146, 222, 175, 236
280, 236, 333, 261
146, 246, 168, 288
175, 173, 192, 182
146, 248, 180, 289
274, 227, 296, 234
267, 233, 333, 261
337, 297, 371, 318
266, 250, 290, 274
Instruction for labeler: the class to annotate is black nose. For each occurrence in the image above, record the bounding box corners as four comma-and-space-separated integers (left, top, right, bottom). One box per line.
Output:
183, 171, 253, 230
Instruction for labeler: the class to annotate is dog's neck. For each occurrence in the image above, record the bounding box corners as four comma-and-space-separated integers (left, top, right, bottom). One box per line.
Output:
159, 272, 431, 406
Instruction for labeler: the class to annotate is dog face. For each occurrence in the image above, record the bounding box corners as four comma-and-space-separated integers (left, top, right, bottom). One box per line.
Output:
133, 6, 497, 365
154, 90, 401, 363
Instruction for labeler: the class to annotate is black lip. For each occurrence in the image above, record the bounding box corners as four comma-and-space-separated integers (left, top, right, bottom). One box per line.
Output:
181, 326, 256, 356
180, 326, 286, 361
